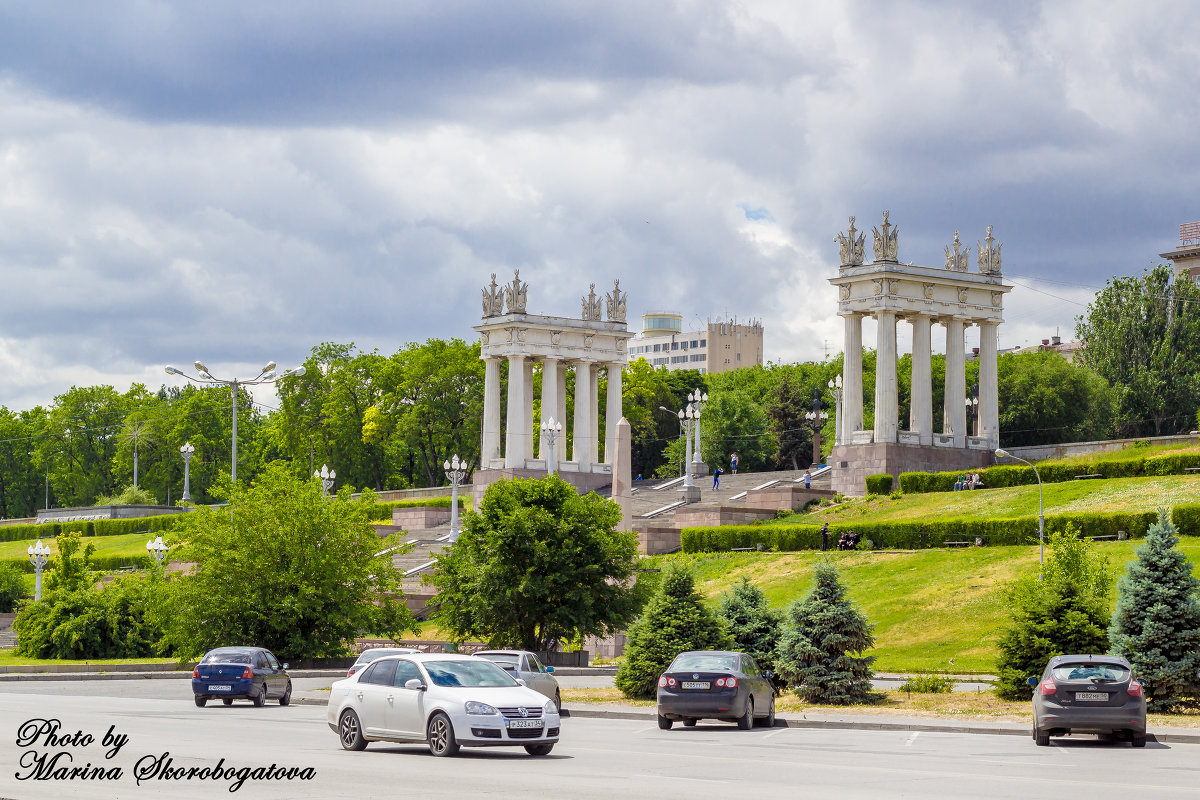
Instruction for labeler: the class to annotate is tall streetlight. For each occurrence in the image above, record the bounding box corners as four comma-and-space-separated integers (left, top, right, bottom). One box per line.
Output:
804, 389, 829, 467
314, 464, 336, 496
965, 381, 980, 437
996, 448, 1044, 566
659, 406, 686, 477
828, 374, 843, 446
179, 441, 195, 502
27, 540, 50, 601
688, 389, 708, 466
165, 361, 305, 483
540, 417, 563, 476
677, 404, 700, 488
146, 536, 169, 567
443, 454, 467, 542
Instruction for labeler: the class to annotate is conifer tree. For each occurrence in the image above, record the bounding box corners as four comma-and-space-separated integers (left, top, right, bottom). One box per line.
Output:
774, 560, 879, 704
615, 563, 732, 700
1109, 510, 1200, 711
717, 577, 783, 674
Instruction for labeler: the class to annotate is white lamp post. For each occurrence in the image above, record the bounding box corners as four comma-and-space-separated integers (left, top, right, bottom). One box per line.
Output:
314, 463, 336, 496
688, 389, 708, 465
677, 404, 699, 488
540, 417, 563, 476
996, 448, 1043, 566
27, 540, 50, 601
164, 361, 306, 483
828, 374, 844, 447
443, 454, 467, 542
145, 536, 169, 567
179, 441, 195, 502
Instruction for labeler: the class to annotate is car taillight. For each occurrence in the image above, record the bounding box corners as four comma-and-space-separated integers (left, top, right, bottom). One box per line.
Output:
1127, 682, 1144, 698
1040, 680, 1057, 696
347, 668, 356, 677
717, 676, 738, 688
657, 676, 676, 688
242, 667, 253, 680
192, 667, 199, 679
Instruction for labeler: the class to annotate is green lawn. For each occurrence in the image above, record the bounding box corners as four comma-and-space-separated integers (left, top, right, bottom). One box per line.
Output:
0, 649, 180, 667
0, 532, 154, 562
650, 537, 1200, 674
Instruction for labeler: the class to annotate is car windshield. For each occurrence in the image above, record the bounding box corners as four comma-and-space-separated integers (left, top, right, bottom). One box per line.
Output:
670, 653, 738, 672
478, 654, 519, 669
424, 660, 518, 688
355, 649, 413, 665
1051, 663, 1130, 682
202, 650, 254, 665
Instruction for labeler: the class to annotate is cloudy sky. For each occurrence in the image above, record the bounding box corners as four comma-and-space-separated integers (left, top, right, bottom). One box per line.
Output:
0, 0, 1196, 410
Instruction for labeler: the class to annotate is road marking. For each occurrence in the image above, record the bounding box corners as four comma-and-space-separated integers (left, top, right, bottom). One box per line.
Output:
904, 731, 920, 747
763, 728, 790, 739
634, 726, 658, 734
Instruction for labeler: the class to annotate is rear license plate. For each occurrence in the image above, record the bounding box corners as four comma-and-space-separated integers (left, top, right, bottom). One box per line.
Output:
681, 681, 710, 690
508, 719, 544, 729
207, 685, 232, 691
1075, 692, 1109, 701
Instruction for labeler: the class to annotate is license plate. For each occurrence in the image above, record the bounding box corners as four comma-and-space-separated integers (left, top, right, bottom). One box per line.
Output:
207, 685, 232, 691
681, 681, 710, 690
1075, 692, 1109, 702
508, 719, 544, 729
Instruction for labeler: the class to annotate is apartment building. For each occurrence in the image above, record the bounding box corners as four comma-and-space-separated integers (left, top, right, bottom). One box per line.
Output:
628, 311, 764, 375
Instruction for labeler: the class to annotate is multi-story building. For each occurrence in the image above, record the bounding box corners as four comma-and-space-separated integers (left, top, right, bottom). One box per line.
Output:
1161, 221, 1200, 279
627, 311, 764, 374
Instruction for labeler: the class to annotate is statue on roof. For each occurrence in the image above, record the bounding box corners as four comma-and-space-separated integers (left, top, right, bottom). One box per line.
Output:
872, 211, 900, 263
605, 279, 627, 322
481, 273, 504, 316
837, 216, 865, 267
977, 226, 1002, 275
944, 230, 968, 272
503, 269, 528, 314
581, 283, 602, 321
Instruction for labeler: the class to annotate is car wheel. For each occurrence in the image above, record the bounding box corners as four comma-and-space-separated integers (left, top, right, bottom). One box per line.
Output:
427, 713, 460, 757
279, 682, 292, 707
657, 714, 673, 730
339, 710, 367, 751
222, 699, 233, 706
1131, 734, 1146, 748
554, 689, 561, 713
525, 743, 554, 756
757, 696, 776, 728
1034, 725, 1050, 747
252, 684, 266, 707
738, 698, 754, 731
682, 719, 697, 727
194, 696, 207, 708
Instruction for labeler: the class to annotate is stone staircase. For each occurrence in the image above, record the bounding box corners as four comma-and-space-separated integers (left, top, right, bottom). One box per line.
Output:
373, 507, 456, 618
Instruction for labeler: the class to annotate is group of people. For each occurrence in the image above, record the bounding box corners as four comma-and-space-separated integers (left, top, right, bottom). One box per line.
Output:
818, 523, 860, 551
954, 472, 983, 491
712, 452, 740, 489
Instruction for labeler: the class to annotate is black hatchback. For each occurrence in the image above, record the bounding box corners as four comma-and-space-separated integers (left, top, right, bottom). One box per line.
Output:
656, 651, 775, 730
1029, 654, 1147, 747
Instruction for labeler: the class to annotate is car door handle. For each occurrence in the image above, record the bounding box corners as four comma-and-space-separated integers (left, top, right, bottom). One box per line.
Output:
356, 692, 363, 700
387, 695, 394, 702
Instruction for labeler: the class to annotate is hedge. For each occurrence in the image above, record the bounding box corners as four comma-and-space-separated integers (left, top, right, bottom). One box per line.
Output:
1, 553, 155, 575
680, 508, 1177, 553
365, 496, 464, 521
899, 450, 1200, 494
865, 474, 893, 495
0, 514, 183, 544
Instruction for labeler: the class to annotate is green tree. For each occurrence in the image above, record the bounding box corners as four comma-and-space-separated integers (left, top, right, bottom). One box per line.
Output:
1109, 510, 1200, 711
998, 350, 1115, 447
0, 562, 26, 613
766, 372, 813, 470
429, 476, 639, 651
994, 526, 1113, 700
774, 560, 879, 704
700, 390, 771, 474
1075, 265, 1200, 436
717, 578, 783, 674
154, 464, 416, 660
615, 563, 732, 699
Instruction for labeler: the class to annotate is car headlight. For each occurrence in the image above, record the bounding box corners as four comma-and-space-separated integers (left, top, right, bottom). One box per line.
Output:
544, 699, 557, 715
465, 701, 498, 716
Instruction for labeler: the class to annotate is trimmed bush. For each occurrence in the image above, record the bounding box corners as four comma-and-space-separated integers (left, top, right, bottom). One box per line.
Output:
865, 474, 893, 495
898, 675, 954, 693
902, 450, 1200, 494
365, 496, 464, 521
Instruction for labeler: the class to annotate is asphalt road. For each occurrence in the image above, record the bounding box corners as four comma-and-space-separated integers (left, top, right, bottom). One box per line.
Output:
2, 680, 1198, 800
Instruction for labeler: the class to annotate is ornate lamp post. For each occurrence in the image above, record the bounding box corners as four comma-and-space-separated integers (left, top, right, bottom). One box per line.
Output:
145, 536, 169, 567
804, 390, 829, 467
314, 464, 336, 496
179, 441, 195, 502
827, 374, 843, 446
27, 540, 50, 601
540, 417, 563, 476
965, 381, 980, 436
688, 389, 708, 466
443, 454, 467, 542
164, 361, 306, 483
677, 404, 699, 488
996, 448, 1043, 567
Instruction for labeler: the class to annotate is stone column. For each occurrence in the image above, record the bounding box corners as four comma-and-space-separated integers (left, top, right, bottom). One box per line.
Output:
943, 319, 967, 448
604, 363, 623, 464
842, 313, 864, 439
482, 357, 501, 466
573, 362, 593, 471
873, 310, 898, 444
505, 355, 528, 468
540, 357, 560, 471
523, 358, 535, 460
979, 320, 999, 447
910, 314, 933, 445
590, 369, 600, 464
556, 362, 568, 438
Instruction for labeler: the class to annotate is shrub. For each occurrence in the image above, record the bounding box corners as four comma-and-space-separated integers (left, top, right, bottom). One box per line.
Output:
0, 562, 26, 612
865, 474, 893, 494
94, 486, 159, 506
902, 451, 1200, 494
14, 575, 164, 659
716, 578, 783, 674
897, 675, 954, 693
614, 563, 733, 700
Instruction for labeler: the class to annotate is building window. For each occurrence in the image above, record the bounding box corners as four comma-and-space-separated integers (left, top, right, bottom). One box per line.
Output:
724, 359, 730, 365
700, 339, 706, 347
653, 344, 661, 352
691, 340, 699, 348
671, 342, 679, 351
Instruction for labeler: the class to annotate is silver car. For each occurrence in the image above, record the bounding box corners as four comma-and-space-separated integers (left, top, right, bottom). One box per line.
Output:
347, 647, 421, 678
474, 650, 561, 711
1029, 654, 1147, 747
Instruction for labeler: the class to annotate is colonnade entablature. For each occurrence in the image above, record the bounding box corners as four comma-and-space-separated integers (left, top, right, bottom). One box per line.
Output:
474, 271, 630, 477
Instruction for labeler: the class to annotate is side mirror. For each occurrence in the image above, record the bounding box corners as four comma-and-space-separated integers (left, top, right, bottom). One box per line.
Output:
281, 663, 289, 671
764, 671, 773, 679
404, 678, 426, 691
1026, 677, 1038, 687
516, 678, 526, 686
546, 666, 555, 674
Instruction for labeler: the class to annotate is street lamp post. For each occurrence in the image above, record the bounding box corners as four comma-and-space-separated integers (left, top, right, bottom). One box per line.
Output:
540, 417, 563, 476
677, 404, 699, 488
443, 454, 467, 542
27, 540, 50, 601
966, 381, 980, 437
145, 536, 169, 568
179, 441, 195, 502
804, 390, 829, 467
827, 374, 843, 447
688, 389, 708, 466
996, 448, 1044, 566
165, 361, 305, 483
314, 464, 336, 496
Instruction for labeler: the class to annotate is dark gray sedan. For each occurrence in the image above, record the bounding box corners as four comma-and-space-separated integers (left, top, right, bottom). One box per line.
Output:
656, 651, 775, 730
1029, 655, 1147, 747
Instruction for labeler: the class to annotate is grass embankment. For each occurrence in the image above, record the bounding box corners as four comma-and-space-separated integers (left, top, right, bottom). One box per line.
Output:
646, 539, 1200, 675
0, 649, 179, 667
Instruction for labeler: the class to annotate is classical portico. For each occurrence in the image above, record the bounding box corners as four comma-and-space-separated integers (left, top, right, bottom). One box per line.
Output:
474, 272, 630, 501
829, 214, 1011, 495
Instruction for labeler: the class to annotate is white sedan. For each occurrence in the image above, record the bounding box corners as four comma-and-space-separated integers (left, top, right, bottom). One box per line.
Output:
326, 652, 561, 757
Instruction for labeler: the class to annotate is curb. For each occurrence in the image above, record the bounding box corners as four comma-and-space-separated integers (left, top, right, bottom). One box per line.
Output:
0, 668, 349, 682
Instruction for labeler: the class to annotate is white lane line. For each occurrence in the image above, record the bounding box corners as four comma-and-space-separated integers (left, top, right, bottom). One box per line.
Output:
634, 726, 658, 734
763, 728, 790, 739
904, 731, 920, 746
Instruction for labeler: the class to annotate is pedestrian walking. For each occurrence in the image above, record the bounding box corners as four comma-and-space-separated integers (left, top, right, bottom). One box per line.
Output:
730, 453, 739, 474
713, 466, 723, 490
820, 522, 829, 551
804, 470, 812, 489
